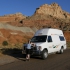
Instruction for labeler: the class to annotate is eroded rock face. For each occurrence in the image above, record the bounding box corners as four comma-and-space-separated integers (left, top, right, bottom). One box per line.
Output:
34, 3, 70, 19
0, 29, 34, 44
64, 31, 70, 42
0, 13, 26, 23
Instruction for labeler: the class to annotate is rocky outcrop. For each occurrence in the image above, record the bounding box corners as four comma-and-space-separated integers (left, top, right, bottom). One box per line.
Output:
34, 3, 70, 19
0, 13, 26, 23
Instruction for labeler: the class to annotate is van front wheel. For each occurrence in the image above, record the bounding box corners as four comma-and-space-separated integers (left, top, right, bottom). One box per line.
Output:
41, 50, 48, 60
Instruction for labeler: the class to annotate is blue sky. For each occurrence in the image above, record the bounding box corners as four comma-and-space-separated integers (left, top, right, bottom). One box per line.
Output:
0, 0, 70, 16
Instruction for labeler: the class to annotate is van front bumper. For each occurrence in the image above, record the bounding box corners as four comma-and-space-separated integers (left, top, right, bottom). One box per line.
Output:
22, 50, 42, 55
30, 50, 42, 56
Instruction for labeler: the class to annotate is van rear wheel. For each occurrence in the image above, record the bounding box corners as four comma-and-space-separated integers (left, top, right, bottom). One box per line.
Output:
41, 50, 48, 60
59, 47, 64, 54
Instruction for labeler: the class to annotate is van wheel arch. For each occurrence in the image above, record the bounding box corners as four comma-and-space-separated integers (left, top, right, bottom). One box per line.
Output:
43, 48, 48, 52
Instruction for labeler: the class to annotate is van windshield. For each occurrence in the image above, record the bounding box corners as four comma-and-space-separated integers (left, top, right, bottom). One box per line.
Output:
31, 35, 47, 42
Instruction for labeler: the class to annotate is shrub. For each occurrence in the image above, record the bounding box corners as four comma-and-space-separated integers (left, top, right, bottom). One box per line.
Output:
67, 42, 70, 47
2, 41, 8, 46
19, 20, 23, 23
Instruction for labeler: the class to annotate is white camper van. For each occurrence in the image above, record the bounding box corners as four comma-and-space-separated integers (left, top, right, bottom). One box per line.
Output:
23, 28, 67, 59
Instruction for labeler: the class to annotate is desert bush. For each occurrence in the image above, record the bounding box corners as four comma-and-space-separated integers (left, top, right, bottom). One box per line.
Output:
2, 41, 8, 46
19, 20, 23, 23
67, 42, 70, 47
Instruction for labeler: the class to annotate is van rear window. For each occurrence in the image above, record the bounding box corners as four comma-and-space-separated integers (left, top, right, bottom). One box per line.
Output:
59, 36, 65, 41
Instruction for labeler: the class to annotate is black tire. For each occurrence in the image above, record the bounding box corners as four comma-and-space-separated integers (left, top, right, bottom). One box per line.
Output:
59, 47, 64, 54
41, 50, 48, 60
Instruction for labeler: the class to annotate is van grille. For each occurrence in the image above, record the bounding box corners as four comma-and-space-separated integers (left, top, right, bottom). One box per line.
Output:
31, 46, 37, 50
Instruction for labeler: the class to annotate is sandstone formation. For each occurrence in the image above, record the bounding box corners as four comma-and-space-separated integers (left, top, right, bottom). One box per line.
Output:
18, 3, 70, 31
34, 3, 70, 19
0, 3, 70, 45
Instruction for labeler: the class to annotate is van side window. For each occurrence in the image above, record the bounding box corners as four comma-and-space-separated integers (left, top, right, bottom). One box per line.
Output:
59, 36, 65, 41
48, 36, 52, 42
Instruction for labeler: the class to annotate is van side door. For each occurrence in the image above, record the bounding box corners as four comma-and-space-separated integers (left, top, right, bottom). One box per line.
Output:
51, 35, 60, 52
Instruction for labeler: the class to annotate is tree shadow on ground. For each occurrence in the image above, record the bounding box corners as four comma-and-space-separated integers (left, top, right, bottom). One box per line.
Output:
1, 48, 42, 61
1, 48, 26, 61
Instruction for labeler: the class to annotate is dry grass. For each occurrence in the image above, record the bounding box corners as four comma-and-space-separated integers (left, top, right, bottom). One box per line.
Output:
0, 43, 23, 55
0, 35, 32, 55
67, 42, 70, 48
